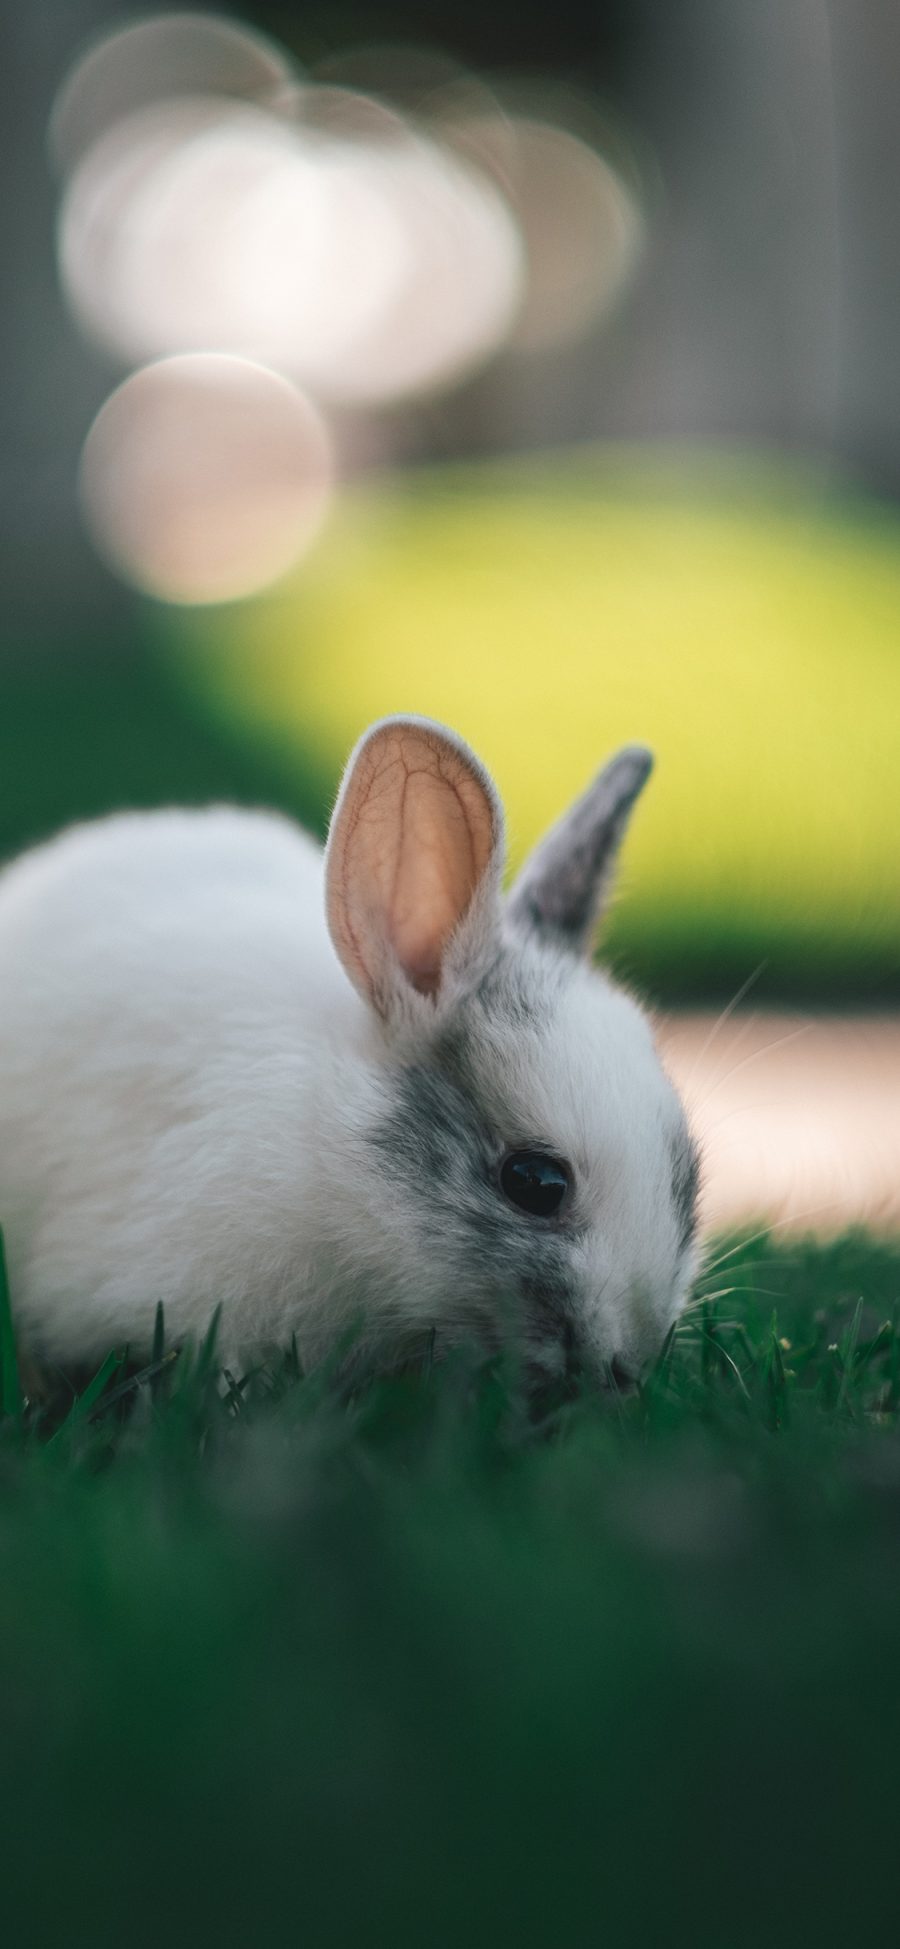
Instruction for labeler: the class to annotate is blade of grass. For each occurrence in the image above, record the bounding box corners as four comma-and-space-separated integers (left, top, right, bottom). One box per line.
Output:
89, 1348, 179, 1419
836, 1297, 864, 1416
47, 1349, 123, 1444
151, 1301, 165, 1367
765, 1312, 788, 1431
0, 1225, 21, 1420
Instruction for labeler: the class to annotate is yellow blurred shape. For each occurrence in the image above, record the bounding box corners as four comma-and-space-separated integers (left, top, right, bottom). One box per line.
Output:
170, 449, 900, 957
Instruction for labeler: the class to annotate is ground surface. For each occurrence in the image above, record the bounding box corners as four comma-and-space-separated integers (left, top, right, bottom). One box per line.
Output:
2, 1228, 900, 1948
660, 1010, 900, 1229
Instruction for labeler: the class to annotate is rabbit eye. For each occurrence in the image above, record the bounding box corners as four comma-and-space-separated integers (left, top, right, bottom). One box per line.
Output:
499, 1150, 571, 1218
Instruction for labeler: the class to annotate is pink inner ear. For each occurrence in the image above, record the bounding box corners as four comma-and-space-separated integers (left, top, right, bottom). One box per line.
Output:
327, 722, 498, 1003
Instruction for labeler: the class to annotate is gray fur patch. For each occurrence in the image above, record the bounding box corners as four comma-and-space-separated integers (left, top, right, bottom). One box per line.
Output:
671, 1134, 701, 1252
368, 948, 579, 1348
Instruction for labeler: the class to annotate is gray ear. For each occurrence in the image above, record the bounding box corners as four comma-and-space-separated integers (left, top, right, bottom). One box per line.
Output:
506, 745, 653, 955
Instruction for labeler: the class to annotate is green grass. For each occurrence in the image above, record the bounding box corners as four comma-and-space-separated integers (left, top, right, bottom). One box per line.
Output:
2, 1229, 900, 1947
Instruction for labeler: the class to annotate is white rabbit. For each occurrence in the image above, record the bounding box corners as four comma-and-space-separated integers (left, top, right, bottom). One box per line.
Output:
0, 716, 699, 1383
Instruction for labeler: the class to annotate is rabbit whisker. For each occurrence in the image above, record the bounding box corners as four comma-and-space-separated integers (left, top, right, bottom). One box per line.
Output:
673, 961, 770, 1096
698, 1199, 844, 1279
689, 1021, 816, 1115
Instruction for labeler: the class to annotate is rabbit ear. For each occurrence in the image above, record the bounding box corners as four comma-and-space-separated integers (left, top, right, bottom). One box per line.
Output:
506, 745, 653, 956
325, 716, 504, 1013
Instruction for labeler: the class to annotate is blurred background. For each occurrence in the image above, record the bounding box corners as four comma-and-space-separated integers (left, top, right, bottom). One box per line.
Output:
1, 0, 897, 1231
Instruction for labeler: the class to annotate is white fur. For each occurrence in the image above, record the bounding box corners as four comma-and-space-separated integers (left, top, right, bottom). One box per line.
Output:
0, 720, 698, 1377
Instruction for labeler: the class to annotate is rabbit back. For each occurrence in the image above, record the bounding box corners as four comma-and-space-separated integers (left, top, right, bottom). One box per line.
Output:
0, 807, 367, 1366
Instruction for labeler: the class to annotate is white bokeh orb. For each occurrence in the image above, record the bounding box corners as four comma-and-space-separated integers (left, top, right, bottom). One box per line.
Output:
49, 10, 297, 178
79, 353, 334, 605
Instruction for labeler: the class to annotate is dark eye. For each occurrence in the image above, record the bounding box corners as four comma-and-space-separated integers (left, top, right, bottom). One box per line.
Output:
499, 1150, 572, 1218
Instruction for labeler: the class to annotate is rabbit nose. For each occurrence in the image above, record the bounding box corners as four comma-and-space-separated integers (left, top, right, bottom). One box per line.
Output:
560, 1319, 636, 1394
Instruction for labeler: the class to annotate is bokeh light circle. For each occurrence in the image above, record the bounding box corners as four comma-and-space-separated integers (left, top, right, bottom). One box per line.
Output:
58, 99, 411, 378
49, 11, 297, 178
58, 89, 524, 405
79, 353, 334, 605
444, 113, 645, 353
297, 125, 524, 402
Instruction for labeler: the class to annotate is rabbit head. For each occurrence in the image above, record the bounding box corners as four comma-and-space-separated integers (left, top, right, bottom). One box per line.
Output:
324, 717, 699, 1387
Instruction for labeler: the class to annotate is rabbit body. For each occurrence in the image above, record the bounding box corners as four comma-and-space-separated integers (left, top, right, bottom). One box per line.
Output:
0, 720, 699, 1379
0, 807, 381, 1368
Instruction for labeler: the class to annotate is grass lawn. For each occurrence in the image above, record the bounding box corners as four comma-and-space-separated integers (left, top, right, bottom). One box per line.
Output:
2, 1227, 900, 1948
